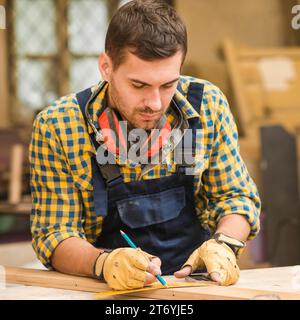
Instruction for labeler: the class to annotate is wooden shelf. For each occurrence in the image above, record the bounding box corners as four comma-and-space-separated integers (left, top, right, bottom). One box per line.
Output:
0, 201, 31, 215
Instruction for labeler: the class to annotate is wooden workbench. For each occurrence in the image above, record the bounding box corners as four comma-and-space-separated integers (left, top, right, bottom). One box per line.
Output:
1, 266, 300, 300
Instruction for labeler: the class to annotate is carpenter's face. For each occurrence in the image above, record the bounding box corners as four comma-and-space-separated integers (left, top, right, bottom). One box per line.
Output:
99, 50, 183, 129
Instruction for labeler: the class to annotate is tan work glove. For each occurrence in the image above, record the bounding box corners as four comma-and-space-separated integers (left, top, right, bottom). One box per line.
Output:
174, 239, 240, 286
94, 247, 161, 290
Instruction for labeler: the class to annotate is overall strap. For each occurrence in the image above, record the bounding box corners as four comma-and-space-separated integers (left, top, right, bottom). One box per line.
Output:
77, 87, 101, 151
186, 82, 204, 115
176, 80, 204, 114
76, 87, 112, 217
186, 82, 205, 154
177, 82, 205, 170
77, 87, 92, 115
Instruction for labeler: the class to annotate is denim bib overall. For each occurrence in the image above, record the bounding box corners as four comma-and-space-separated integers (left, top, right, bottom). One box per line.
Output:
76, 82, 210, 275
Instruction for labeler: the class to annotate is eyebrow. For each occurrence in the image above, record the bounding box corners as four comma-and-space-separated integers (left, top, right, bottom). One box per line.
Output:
129, 77, 180, 87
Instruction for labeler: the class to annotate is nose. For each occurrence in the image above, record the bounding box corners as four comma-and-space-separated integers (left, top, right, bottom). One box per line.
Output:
144, 89, 162, 112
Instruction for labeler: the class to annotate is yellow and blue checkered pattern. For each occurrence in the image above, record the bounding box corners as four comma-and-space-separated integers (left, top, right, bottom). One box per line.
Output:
29, 76, 261, 268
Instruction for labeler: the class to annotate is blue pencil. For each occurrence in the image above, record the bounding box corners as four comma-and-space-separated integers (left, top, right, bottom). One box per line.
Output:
120, 230, 168, 287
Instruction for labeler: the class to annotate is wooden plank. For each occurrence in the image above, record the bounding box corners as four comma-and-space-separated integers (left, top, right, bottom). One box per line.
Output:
238, 47, 300, 58
223, 39, 300, 138
3, 266, 300, 300
0, 286, 96, 300
239, 61, 261, 84
0, 201, 31, 215
0, 0, 9, 128
6, 0, 18, 123
223, 39, 251, 136
56, 0, 70, 96
130, 285, 300, 300
243, 84, 265, 120
4, 266, 108, 293
8, 144, 23, 205
235, 266, 300, 293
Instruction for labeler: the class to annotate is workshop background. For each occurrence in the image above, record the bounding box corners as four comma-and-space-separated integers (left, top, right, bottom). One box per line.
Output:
0, 0, 299, 271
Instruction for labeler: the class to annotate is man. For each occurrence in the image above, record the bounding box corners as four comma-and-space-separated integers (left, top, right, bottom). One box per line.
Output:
30, 0, 261, 291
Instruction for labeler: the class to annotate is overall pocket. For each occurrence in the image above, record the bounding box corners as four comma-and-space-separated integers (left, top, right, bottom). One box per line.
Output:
116, 186, 186, 229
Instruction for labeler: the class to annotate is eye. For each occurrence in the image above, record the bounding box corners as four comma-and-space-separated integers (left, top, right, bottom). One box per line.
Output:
162, 83, 175, 89
132, 83, 145, 89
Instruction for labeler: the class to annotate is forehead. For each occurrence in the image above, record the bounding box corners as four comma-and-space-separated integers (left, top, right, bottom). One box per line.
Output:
114, 50, 183, 84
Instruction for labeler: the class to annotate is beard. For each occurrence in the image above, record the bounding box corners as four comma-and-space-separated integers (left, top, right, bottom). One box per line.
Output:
107, 77, 164, 130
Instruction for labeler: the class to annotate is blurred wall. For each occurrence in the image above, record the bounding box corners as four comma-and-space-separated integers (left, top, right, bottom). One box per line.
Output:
175, 0, 300, 196
176, 0, 294, 95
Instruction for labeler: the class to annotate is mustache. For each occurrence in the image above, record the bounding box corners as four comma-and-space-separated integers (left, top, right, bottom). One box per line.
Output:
136, 107, 163, 115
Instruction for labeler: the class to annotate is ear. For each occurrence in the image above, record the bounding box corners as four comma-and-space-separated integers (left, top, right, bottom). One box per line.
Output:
98, 53, 112, 82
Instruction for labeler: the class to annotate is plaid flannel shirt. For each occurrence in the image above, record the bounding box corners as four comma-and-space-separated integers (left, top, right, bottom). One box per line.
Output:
29, 76, 261, 268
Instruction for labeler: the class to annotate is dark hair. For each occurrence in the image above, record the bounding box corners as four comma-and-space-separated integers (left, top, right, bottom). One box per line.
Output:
105, 0, 187, 69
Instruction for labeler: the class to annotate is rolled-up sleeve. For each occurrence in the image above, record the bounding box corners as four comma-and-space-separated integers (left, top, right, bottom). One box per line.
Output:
29, 113, 86, 269
202, 91, 261, 240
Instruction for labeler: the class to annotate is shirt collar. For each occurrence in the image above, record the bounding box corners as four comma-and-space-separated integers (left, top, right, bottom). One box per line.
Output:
86, 81, 109, 134
173, 89, 200, 120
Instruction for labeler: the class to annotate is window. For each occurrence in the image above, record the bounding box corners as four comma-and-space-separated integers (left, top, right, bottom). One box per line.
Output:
7, 0, 173, 122
8, 0, 113, 121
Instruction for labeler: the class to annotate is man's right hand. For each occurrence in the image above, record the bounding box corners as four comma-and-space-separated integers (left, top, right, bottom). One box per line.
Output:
94, 247, 162, 290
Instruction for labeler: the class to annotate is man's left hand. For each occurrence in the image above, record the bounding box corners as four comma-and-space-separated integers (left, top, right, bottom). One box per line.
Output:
173, 239, 240, 286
